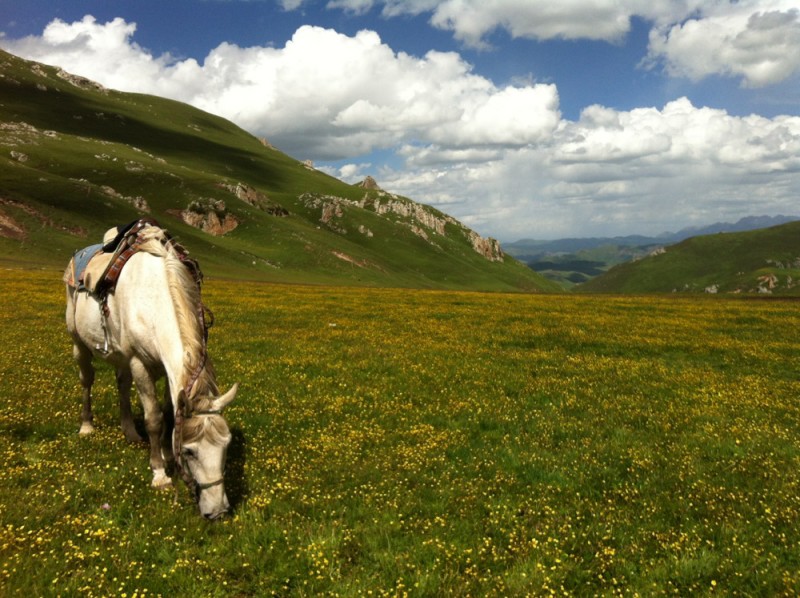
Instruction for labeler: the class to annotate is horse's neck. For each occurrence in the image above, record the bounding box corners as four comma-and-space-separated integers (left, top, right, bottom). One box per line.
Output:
117, 252, 199, 398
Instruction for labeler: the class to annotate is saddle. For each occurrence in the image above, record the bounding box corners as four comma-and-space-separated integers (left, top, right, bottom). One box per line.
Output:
64, 218, 162, 295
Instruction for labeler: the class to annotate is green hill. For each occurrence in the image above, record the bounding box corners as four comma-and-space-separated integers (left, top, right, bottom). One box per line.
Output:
578, 221, 800, 295
0, 50, 556, 292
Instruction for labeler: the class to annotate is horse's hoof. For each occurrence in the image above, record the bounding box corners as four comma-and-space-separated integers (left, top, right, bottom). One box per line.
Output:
151, 471, 173, 489
79, 422, 95, 435
124, 431, 146, 444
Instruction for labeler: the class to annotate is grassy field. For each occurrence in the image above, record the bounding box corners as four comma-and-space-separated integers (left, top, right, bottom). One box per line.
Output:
1, 268, 800, 596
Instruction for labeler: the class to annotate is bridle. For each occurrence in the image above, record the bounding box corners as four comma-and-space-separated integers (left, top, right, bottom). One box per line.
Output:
170, 238, 221, 502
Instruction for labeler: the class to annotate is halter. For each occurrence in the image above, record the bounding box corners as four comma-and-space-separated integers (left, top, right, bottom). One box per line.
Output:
173, 405, 226, 500
172, 301, 218, 500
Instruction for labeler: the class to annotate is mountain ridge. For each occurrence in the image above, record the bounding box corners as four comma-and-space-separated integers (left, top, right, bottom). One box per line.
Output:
0, 49, 556, 292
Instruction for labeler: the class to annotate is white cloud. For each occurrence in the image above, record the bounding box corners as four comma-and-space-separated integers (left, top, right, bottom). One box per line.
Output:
331, 162, 373, 181
325, 1, 800, 88
326, 0, 705, 46
2, 15, 800, 239
1, 16, 174, 91
326, 0, 381, 15
279, 0, 307, 9
0, 17, 560, 161
646, 1, 800, 87
388, 98, 800, 239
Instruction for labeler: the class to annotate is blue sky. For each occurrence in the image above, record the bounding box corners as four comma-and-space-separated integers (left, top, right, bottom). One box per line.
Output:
2, 0, 799, 240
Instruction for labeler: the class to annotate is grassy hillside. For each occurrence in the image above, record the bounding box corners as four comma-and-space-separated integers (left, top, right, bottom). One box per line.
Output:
579, 221, 800, 295
0, 50, 555, 292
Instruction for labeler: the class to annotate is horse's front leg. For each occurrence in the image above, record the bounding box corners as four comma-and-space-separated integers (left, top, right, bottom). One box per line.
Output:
116, 366, 144, 443
130, 358, 171, 489
73, 342, 95, 435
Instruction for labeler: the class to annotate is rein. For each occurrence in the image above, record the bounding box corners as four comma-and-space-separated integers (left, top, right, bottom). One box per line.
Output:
173, 283, 215, 499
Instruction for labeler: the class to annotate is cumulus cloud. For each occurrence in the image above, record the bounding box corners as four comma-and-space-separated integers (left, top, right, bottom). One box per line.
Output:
1, 16, 173, 91
327, 1, 800, 87
0, 17, 560, 160
646, 1, 800, 87
388, 98, 800, 238
0, 15, 563, 235
2, 15, 799, 239
326, 0, 705, 45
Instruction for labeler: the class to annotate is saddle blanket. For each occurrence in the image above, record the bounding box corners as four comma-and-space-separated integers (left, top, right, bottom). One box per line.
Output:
63, 219, 156, 292
64, 243, 104, 291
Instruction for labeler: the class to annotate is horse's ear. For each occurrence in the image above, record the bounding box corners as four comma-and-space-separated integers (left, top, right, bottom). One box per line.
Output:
211, 383, 238, 412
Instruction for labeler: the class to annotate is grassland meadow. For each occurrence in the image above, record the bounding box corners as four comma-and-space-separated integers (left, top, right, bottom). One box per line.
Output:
1, 268, 799, 595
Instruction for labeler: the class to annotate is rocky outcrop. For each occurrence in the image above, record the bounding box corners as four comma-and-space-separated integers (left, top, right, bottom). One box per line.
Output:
374, 199, 451, 236
56, 68, 108, 94
320, 202, 344, 225
1, 121, 58, 147
179, 210, 238, 236
100, 185, 150, 212
219, 182, 288, 216
299, 191, 505, 261
757, 274, 778, 294
357, 176, 381, 191
170, 199, 238, 236
467, 230, 504, 262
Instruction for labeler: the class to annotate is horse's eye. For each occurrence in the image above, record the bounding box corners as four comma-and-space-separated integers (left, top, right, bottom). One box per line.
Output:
182, 448, 196, 459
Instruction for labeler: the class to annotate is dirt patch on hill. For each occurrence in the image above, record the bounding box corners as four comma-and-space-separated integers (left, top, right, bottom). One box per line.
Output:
0, 198, 87, 240
0, 207, 25, 240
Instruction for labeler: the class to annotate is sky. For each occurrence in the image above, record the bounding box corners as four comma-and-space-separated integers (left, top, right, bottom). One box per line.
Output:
1, 1, 799, 241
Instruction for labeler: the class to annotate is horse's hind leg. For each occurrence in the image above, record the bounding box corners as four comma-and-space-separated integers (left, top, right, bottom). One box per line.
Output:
73, 342, 95, 435
116, 367, 144, 443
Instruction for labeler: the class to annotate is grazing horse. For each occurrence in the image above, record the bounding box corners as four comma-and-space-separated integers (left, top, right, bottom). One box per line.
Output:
65, 221, 237, 519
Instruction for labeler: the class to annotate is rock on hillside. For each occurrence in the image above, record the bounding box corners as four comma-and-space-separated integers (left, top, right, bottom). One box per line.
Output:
300, 191, 504, 262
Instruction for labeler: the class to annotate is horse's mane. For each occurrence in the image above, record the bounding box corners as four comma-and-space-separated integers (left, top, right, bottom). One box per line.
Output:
136, 226, 219, 402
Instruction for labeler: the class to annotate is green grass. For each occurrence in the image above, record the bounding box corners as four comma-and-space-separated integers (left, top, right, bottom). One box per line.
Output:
2, 268, 800, 595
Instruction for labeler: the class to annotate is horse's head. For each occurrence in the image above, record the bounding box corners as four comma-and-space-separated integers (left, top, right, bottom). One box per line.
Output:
179, 383, 238, 519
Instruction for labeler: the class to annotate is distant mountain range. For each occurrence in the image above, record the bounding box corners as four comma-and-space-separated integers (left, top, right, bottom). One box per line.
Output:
578, 220, 800, 295
506, 215, 800, 255
504, 216, 800, 288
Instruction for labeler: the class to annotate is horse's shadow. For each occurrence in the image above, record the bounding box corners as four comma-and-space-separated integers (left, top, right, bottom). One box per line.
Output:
226, 426, 249, 511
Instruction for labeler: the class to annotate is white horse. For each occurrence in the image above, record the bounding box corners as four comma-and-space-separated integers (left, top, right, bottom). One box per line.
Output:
65, 222, 237, 519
